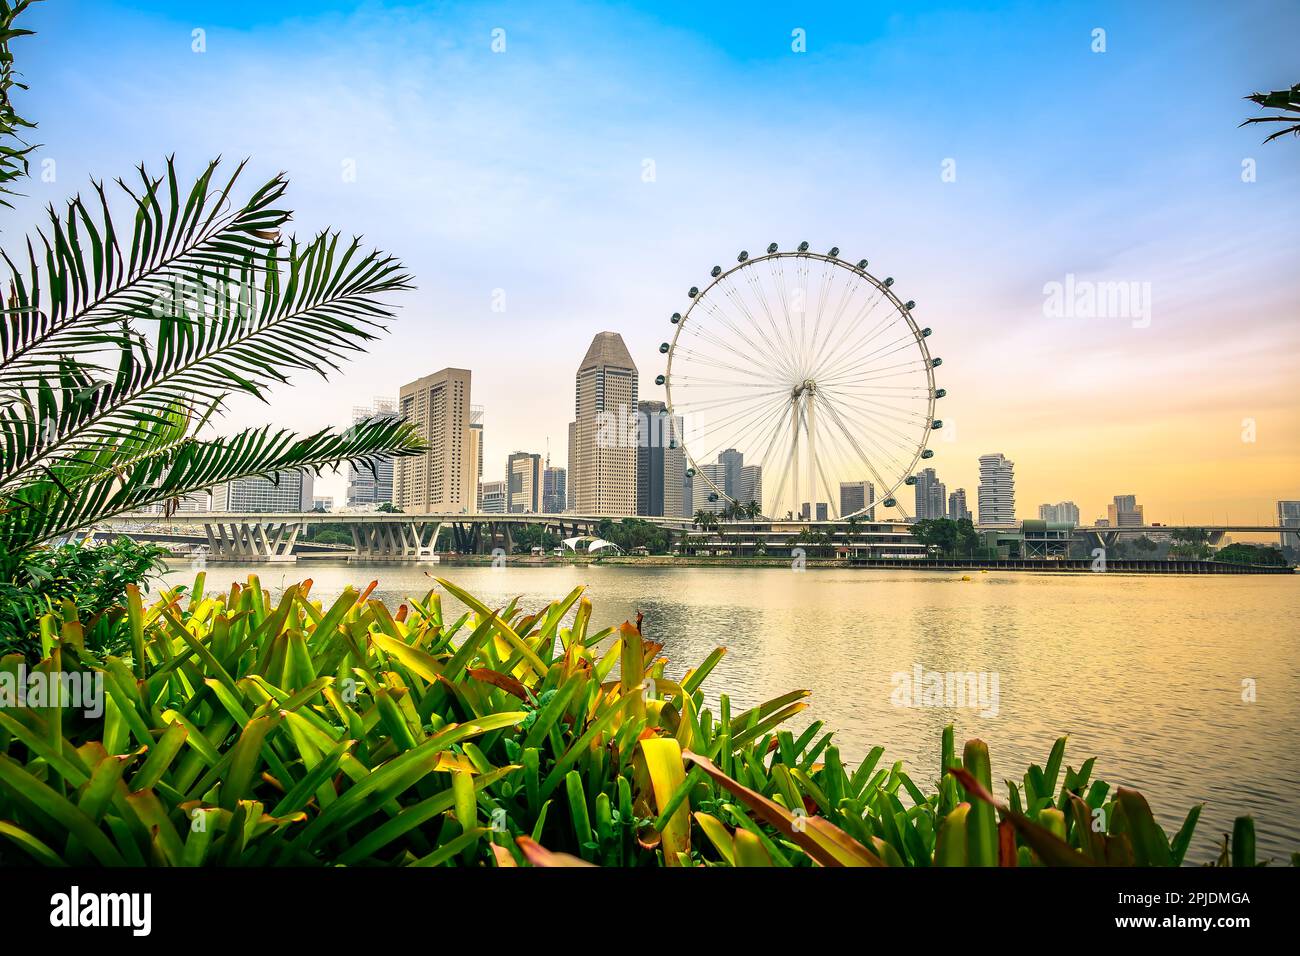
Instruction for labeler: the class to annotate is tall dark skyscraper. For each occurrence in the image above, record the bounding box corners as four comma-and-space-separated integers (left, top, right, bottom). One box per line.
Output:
637, 400, 685, 517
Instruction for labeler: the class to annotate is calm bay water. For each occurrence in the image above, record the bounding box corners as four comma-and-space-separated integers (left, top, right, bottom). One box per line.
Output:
162, 561, 1300, 863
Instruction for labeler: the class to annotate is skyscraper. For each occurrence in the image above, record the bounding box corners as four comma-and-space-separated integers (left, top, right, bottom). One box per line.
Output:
1038, 501, 1080, 526
718, 448, 744, 500
914, 467, 947, 520
569, 332, 638, 515
636, 401, 686, 518
507, 451, 543, 513
840, 480, 875, 520
468, 405, 484, 509
948, 488, 971, 522
737, 464, 762, 514
212, 470, 314, 512
543, 466, 567, 513
394, 368, 474, 513
345, 398, 397, 508
1278, 500, 1300, 550
692, 462, 727, 514
1108, 494, 1145, 527
977, 453, 1015, 526
480, 480, 507, 514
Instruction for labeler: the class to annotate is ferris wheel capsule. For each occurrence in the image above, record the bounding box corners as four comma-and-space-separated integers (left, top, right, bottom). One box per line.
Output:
905, 300, 916, 310
935, 388, 947, 398
883, 497, 897, 508
921, 327, 932, 337
688, 286, 699, 297
931, 357, 942, 367
931, 420, 943, 429
767, 242, 778, 253
711, 266, 722, 277
659, 342, 670, 353
655, 374, 665, 385
686, 468, 695, 478
737, 250, 749, 262
798, 241, 809, 252
671, 312, 681, 323
708, 492, 719, 502
905, 476, 918, 486
921, 449, 934, 459
856, 259, 868, 269
884, 277, 894, 288
828, 246, 840, 257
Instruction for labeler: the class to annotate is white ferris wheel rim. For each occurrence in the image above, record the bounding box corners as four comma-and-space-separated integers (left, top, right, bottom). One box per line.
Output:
662, 248, 939, 520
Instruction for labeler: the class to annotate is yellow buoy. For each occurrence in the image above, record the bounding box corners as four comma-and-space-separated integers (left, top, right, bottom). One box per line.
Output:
961, 575, 971, 581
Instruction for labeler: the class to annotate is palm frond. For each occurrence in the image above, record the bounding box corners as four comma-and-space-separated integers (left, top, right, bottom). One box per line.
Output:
1240, 83, 1300, 143
0, 157, 289, 398
1, 414, 425, 547
0, 0, 39, 211
0, 224, 411, 490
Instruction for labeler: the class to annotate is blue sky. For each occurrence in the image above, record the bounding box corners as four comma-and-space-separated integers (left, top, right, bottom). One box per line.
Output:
7, 1, 1298, 519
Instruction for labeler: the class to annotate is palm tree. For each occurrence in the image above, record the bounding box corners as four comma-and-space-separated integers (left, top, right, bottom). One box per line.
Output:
0, 8, 423, 563
1241, 83, 1300, 143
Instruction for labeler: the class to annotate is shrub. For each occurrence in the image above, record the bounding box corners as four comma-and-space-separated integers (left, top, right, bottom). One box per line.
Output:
0, 538, 169, 661
0, 577, 1267, 866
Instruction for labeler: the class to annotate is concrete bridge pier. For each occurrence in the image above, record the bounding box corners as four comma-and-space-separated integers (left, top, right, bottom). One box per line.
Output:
203, 521, 302, 562
350, 520, 439, 561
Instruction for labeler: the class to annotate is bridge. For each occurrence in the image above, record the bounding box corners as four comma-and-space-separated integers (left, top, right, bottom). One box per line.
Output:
95, 513, 1294, 564
1059, 525, 1287, 551
99, 511, 696, 562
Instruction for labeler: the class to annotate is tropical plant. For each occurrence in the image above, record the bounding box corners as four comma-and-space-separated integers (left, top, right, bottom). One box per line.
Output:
1241, 82, 1300, 143
0, 0, 37, 210
1214, 542, 1286, 567
0, 536, 168, 658
693, 509, 719, 533
0, 577, 1274, 867
0, 5, 425, 572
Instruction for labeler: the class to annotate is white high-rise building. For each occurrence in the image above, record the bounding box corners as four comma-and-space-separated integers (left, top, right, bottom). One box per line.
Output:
212, 470, 313, 512
1038, 501, 1080, 526
394, 368, 474, 514
1277, 500, 1300, 550
977, 453, 1015, 526
345, 398, 397, 508
569, 332, 638, 515
692, 462, 727, 514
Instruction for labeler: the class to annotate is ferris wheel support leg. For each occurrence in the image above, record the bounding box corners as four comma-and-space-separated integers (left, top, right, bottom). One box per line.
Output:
806, 391, 817, 517
790, 401, 800, 520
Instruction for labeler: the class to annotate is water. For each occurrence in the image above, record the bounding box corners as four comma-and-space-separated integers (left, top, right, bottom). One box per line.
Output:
162, 560, 1300, 863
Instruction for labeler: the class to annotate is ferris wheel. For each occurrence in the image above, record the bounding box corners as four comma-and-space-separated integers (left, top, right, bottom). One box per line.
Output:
658, 243, 944, 520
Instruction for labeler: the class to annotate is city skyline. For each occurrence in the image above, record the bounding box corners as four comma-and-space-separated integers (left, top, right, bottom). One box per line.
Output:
12, 2, 1296, 526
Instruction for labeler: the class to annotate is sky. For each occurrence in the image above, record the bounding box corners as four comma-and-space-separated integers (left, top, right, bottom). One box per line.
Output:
6, 0, 1298, 525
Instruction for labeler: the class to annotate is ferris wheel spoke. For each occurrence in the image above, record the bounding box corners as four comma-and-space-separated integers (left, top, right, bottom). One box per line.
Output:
742, 269, 803, 381
816, 393, 909, 508
671, 346, 784, 384
672, 387, 790, 414
695, 294, 797, 382
819, 391, 921, 459
819, 333, 926, 384
714, 278, 802, 381
817, 315, 912, 382
686, 392, 790, 462
808, 283, 890, 373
